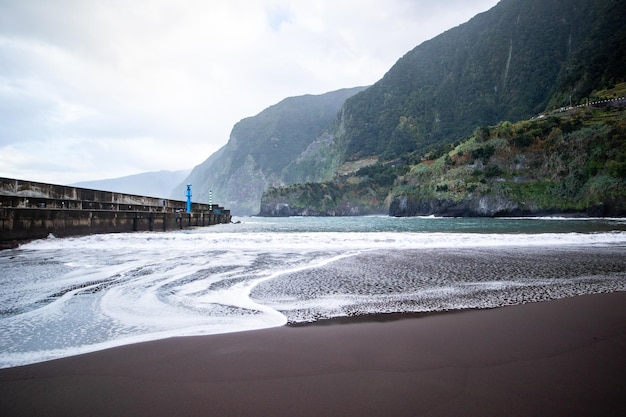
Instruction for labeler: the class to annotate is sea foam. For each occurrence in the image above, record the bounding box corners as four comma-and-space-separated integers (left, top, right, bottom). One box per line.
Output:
1, 216, 625, 368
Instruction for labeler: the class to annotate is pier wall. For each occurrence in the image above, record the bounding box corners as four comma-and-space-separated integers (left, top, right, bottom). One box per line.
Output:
1, 178, 231, 247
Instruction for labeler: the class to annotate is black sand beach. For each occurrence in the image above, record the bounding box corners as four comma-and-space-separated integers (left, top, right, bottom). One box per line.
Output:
1, 291, 625, 417
251, 246, 626, 321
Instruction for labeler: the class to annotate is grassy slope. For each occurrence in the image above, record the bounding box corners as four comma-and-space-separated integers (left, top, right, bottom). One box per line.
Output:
261, 103, 626, 217
389, 104, 626, 216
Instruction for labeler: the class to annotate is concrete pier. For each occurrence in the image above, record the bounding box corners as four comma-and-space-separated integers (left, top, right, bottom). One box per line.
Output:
1, 177, 231, 248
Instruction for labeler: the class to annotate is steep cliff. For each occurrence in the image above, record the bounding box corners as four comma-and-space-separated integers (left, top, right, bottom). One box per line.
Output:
259, 0, 626, 217
261, 104, 626, 217
174, 87, 366, 215
180, 0, 625, 217
339, 0, 625, 161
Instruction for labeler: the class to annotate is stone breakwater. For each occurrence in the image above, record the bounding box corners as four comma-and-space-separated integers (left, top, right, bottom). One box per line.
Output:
0, 177, 231, 247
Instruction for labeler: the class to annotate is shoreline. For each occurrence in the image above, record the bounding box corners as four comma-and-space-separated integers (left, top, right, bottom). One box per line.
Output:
286, 306, 474, 327
2, 291, 625, 416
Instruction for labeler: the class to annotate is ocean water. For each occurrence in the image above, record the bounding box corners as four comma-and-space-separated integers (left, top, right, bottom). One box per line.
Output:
1, 215, 625, 368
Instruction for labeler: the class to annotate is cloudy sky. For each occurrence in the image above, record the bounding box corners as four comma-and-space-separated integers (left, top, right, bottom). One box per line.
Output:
0, 0, 499, 185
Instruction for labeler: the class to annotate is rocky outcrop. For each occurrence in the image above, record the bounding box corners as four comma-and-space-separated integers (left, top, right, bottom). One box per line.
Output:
388, 193, 626, 217
258, 198, 380, 217
389, 195, 523, 217
389, 195, 542, 217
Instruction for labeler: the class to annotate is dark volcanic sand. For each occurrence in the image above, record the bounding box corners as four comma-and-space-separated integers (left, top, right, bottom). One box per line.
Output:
251, 246, 626, 322
1, 292, 625, 417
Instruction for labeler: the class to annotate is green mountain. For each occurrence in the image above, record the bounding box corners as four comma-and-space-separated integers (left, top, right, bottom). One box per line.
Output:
299, 0, 626, 165
259, 0, 626, 217
175, 87, 366, 215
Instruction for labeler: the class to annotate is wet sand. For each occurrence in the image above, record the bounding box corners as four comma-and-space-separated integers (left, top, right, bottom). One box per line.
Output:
251, 246, 626, 321
1, 291, 625, 417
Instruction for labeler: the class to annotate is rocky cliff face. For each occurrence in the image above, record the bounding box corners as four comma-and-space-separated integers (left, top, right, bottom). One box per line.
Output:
176, 87, 366, 215
259, 199, 377, 217
338, 0, 620, 161
185, 0, 626, 218
257, 0, 625, 218
388, 194, 624, 217
258, 180, 385, 217
389, 195, 541, 217
388, 106, 626, 217
262, 104, 626, 218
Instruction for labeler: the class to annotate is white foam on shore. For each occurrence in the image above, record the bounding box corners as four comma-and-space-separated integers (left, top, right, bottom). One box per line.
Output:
2, 218, 625, 368
20, 229, 626, 252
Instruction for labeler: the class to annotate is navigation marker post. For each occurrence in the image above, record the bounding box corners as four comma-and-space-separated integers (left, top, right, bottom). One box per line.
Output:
186, 184, 192, 213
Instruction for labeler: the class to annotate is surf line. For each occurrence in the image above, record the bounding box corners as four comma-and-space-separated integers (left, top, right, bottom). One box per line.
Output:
231, 250, 369, 321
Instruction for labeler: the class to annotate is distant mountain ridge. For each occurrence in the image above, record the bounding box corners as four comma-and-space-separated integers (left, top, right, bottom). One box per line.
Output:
175, 87, 367, 215
72, 170, 190, 199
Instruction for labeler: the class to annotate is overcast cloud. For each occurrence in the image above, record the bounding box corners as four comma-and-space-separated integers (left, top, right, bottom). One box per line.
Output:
0, 0, 499, 184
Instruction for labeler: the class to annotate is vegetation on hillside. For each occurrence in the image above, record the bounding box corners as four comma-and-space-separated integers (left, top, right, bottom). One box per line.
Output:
260, 105, 626, 216
181, 0, 626, 217
337, 0, 626, 162
389, 105, 626, 216
259, 0, 626, 217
